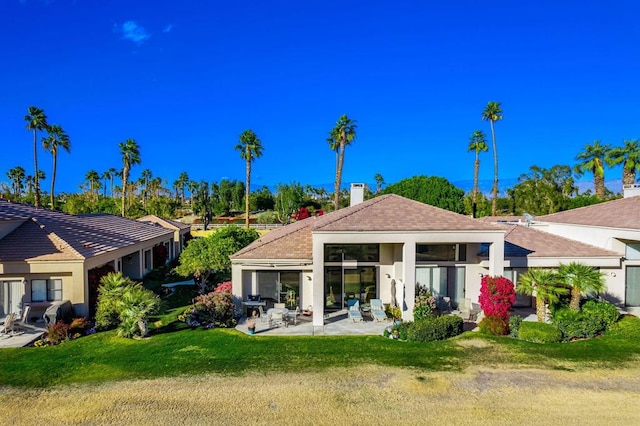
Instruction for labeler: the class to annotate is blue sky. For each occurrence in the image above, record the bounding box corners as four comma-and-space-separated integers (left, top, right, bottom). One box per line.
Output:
2, 0, 639, 195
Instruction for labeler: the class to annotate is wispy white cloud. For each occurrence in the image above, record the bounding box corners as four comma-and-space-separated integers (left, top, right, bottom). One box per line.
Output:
163, 24, 173, 33
114, 20, 151, 45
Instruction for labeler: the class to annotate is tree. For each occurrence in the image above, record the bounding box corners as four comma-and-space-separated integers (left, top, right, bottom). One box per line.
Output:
174, 171, 189, 205
42, 124, 71, 209
517, 268, 569, 322
575, 140, 610, 199
85, 170, 100, 198
192, 180, 213, 229
7, 166, 26, 198
250, 185, 275, 211
329, 115, 357, 210
478, 276, 515, 321
139, 168, 153, 208
607, 139, 640, 190
275, 182, 306, 223
507, 165, 577, 215
557, 262, 606, 311
25, 106, 49, 209
235, 129, 263, 228
481, 101, 503, 215
381, 175, 465, 213
116, 284, 162, 338
119, 139, 141, 217
374, 173, 385, 194
467, 130, 488, 218
174, 226, 260, 291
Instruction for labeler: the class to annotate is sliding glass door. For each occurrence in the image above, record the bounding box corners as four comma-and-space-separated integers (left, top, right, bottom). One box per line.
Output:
324, 266, 376, 312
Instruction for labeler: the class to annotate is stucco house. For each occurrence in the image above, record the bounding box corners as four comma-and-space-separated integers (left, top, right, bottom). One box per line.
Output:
0, 200, 188, 319
231, 190, 632, 330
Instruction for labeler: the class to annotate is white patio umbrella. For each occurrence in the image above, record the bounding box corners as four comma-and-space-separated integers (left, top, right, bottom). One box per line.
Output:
390, 279, 398, 308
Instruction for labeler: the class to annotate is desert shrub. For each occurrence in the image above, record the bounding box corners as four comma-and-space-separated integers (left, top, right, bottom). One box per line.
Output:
478, 314, 509, 335
405, 315, 464, 342
508, 315, 523, 338
182, 289, 236, 328
69, 317, 92, 338
479, 276, 515, 321
256, 210, 279, 224
95, 272, 137, 330
518, 321, 562, 343
413, 286, 437, 320
581, 300, 620, 329
385, 305, 402, 320
608, 315, 640, 339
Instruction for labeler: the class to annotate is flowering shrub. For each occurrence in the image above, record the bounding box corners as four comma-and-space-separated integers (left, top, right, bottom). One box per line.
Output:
478, 314, 509, 335
479, 276, 515, 321
37, 317, 93, 346
214, 281, 233, 293
414, 286, 437, 320
182, 288, 236, 328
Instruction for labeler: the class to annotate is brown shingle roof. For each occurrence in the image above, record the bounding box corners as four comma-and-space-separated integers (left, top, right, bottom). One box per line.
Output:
502, 224, 619, 258
0, 201, 173, 261
137, 215, 192, 230
233, 194, 503, 260
539, 196, 640, 229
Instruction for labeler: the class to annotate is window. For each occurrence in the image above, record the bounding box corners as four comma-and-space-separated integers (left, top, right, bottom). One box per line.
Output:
626, 243, 640, 260
144, 249, 152, 271
256, 271, 301, 308
31, 279, 62, 302
626, 266, 640, 307
416, 244, 466, 262
324, 244, 379, 262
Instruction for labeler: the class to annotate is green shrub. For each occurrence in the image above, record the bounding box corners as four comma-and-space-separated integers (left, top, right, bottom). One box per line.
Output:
581, 300, 620, 329
552, 303, 617, 341
608, 315, 640, 339
256, 211, 279, 224
518, 321, 562, 343
405, 315, 463, 342
182, 289, 236, 328
508, 315, 522, 338
478, 315, 509, 336
413, 287, 437, 320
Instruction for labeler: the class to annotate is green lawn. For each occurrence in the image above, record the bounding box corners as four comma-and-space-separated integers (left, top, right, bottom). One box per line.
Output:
2, 315, 640, 388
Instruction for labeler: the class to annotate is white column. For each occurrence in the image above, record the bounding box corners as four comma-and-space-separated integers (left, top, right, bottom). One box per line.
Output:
312, 235, 325, 328
489, 238, 505, 277
402, 242, 416, 321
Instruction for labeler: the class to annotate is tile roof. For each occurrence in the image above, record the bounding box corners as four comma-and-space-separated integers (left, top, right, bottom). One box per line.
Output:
137, 215, 192, 230
233, 194, 503, 260
0, 200, 173, 261
502, 224, 619, 258
539, 196, 640, 229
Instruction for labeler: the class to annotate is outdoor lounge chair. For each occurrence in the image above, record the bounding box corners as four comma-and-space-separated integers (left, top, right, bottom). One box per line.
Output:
347, 299, 363, 322
370, 299, 387, 322
269, 311, 286, 327
13, 306, 38, 331
258, 306, 270, 324
0, 313, 16, 336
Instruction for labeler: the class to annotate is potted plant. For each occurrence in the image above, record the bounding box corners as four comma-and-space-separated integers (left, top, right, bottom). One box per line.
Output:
386, 306, 402, 324
247, 317, 256, 335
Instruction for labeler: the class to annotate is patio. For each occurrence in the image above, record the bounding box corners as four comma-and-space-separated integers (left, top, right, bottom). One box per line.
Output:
0, 324, 45, 348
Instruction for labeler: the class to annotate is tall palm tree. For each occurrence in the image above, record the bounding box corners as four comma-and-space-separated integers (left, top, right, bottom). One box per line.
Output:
467, 130, 488, 218
25, 106, 49, 209
175, 171, 189, 205
42, 124, 71, 209
7, 166, 26, 198
606, 139, 640, 190
235, 130, 263, 228
139, 168, 153, 207
557, 262, 606, 311
575, 140, 610, 199
517, 268, 569, 322
374, 173, 385, 194
329, 114, 357, 211
85, 170, 100, 198
119, 139, 141, 217
481, 102, 502, 216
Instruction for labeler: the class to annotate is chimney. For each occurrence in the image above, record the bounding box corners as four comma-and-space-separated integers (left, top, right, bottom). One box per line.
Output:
350, 183, 365, 206
623, 184, 640, 198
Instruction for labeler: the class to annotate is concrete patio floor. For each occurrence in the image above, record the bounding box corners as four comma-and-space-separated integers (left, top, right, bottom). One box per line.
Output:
0, 324, 45, 348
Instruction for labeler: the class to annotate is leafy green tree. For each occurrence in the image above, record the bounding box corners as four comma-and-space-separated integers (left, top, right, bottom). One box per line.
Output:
329, 115, 357, 210
250, 185, 275, 211
381, 175, 465, 213
235, 129, 263, 228
467, 130, 488, 218
481, 102, 503, 216
275, 182, 306, 223
25, 106, 49, 209
119, 138, 141, 217
175, 226, 259, 291
557, 262, 606, 311
508, 165, 577, 215
374, 173, 385, 194
42, 124, 71, 209
575, 140, 610, 199
517, 268, 569, 322
607, 139, 640, 189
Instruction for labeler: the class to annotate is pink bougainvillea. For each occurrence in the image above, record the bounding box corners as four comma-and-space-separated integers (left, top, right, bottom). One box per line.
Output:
214, 281, 233, 293
479, 276, 515, 320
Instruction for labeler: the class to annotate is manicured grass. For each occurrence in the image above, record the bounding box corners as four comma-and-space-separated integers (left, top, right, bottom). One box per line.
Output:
2, 316, 639, 389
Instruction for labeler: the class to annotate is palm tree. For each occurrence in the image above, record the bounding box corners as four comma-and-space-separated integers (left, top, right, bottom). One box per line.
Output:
24, 106, 49, 209
374, 173, 385, 194
606, 139, 640, 190
116, 284, 162, 338
235, 129, 263, 228
329, 114, 357, 211
42, 124, 71, 209
481, 102, 502, 215
139, 168, 153, 207
557, 262, 606, 311
575, 140, 610, 199
175, 171, 189, 205
7, 166, 26, 198
85, 170, 100, 199
467, 130, 488, 218
119, 139, 141, 217
517, 268, 569, 322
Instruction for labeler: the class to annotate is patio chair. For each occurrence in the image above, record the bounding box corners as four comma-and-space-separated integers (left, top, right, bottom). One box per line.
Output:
370, 299, 387, 322
274, 303, 286, 309
0, 313, 16, 336
258, 306, 270, 324
347, 299, 363, 322
269, 311, 286, 327
13, 305, 38, 331
469, 303, 482, 322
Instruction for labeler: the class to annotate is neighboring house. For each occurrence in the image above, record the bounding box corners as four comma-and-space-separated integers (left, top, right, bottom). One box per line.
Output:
0, 200, 180, 319
137, 215, 191, 260
231, 190, 632, 329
